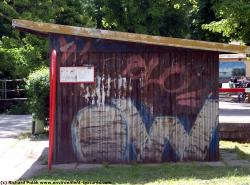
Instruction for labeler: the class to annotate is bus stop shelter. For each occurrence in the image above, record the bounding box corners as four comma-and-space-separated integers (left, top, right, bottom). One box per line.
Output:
12, 19, 250, 166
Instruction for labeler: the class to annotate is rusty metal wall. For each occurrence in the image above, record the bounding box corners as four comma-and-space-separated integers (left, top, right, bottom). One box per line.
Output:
50, 35, 219, 163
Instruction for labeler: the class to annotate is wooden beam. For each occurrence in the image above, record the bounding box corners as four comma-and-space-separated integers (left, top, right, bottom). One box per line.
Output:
12, 19, 250, 54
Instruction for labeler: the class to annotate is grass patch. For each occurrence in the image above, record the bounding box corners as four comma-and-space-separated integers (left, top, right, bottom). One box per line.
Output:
17, 132, 49, 141
220, 141, 250, 160
17, 132, 32, 140
30, 132, 49, 141
20, 164, 250, 185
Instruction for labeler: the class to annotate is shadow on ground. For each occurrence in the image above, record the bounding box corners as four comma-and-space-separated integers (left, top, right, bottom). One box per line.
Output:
20, 147, 48, 180
221, 146, 250, 161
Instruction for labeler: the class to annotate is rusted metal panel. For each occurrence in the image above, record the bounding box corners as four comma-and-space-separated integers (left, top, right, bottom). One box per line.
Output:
50, 35, 219, 163
13, 19, 250, 54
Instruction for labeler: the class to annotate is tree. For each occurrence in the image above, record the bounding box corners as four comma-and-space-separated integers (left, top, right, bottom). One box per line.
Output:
0, 0, 95, 79
0, 35, 47, 78
90, 0, 194, 38
190, 0, 229, 42
232, 68, 246, 77
202, 0, 250, 44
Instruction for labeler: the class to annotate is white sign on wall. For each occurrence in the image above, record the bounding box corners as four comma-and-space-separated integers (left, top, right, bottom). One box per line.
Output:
60, 66, 94, 83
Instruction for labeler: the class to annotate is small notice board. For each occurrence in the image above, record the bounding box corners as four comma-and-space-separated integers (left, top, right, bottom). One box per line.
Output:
60, 66, 94, 83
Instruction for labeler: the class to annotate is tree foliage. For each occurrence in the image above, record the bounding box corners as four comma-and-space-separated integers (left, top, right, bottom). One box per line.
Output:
90, 0, 194, 38
0, 35, 46, 78
232, 68, 246, 77
25, 67, 49, 121
190, 0, 229, 42
0, 0, 95, 79
202, 0, 250, 44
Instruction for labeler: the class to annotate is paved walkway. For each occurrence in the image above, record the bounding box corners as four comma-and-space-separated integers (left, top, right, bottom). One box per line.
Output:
0, 115, 48, 181
220, 149, 250, 167
0, 115, 32, 138
219, 101, 250, 123
0, 139, 48, 181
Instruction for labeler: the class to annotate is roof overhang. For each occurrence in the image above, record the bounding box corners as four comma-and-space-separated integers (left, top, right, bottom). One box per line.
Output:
219, 54, 247, 62
12, 19, 250, 54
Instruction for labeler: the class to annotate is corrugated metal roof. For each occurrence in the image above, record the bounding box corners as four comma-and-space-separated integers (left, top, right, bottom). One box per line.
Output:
12, 19, 250, 54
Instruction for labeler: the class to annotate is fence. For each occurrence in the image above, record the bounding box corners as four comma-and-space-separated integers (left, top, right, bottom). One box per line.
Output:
0, 79, 27, 111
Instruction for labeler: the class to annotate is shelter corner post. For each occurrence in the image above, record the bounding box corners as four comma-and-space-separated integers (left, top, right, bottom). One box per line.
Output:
48, 49, 57, 170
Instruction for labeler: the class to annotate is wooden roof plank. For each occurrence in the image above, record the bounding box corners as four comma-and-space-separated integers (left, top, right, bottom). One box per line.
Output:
12, 19, 250, 54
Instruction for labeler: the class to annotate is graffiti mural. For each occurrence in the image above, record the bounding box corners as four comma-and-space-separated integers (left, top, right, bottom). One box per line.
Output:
51, 35, 219, 163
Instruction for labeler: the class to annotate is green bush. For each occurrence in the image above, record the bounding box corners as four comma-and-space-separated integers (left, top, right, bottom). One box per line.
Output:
25, 67, 49, 122
7, 102, 31, 115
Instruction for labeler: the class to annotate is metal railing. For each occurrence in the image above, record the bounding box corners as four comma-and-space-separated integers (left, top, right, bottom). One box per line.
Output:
0, 79, 27, 111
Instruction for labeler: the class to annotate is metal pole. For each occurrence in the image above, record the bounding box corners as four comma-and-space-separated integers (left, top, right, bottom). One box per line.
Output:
48, 49, 57, 170
4, 80, 7, 99
1, 81, 3, 99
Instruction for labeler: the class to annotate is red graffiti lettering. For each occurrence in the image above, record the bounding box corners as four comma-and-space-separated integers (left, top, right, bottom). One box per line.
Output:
122, 55, 193, 93
59, 37, 91, 65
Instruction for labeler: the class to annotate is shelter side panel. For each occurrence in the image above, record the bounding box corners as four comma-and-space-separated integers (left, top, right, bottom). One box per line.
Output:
50, 35, 219, 163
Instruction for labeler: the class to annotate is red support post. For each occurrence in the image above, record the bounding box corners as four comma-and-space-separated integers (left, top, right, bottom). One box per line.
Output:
48, 50, 57, 170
